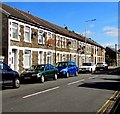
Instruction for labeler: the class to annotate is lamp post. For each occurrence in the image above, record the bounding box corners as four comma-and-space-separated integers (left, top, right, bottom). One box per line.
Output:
84, 19, 96, 63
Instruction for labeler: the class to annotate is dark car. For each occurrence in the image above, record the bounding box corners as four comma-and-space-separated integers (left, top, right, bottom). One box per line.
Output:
56, 61, 78, 78
20, 64, 58, 83
0, 61, 20, 88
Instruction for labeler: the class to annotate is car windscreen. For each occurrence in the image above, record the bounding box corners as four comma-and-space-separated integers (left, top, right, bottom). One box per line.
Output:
82, 63, 92, 66
56, 62, 68, 67
35, 65, 45, 71
97, 63, 103, 65
28, 65, 45, 71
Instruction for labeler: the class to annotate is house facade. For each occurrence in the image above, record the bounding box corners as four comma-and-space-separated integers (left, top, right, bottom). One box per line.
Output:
1, 3, 105, 73
105, 47, 120, 66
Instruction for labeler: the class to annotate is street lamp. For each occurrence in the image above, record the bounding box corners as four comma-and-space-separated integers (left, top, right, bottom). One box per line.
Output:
84, 19, 96, 63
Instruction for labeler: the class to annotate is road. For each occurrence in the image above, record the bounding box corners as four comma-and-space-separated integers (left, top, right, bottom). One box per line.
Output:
2, 73, 120, 112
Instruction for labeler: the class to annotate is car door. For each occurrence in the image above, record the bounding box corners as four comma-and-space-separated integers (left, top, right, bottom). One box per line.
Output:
46, 64, 54, 78
49, 65, 56, 77
72, 62, 77, 74
2, 63, 13, 85
68, 62, 73, 75
44, 65, 51, 78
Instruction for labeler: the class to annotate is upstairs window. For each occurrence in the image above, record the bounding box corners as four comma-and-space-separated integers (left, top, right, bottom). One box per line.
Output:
56, 36, 61, 47
25, 26, 30, 42
62, 37, 66, 48
47, 32, 52, 40
12, 22, 18, 39
38, 31, 44, 44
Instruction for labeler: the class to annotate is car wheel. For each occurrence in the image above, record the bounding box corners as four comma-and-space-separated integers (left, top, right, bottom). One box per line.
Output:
75, 71, 78, 76
66, 72, 70, 78
40, 75, 45, 83
53, 74, 57, 80
13, 78, 20, 88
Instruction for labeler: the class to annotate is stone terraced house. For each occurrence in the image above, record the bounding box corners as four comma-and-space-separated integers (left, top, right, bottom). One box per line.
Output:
0, 3, 105, 73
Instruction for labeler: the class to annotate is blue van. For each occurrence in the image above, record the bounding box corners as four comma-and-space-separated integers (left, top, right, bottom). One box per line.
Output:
56, 61, 78, 78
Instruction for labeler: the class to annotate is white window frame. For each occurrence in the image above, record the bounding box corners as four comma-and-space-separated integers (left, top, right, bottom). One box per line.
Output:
38, 51, 44, 64
23, 50, 31, 69
62, 54, 66, 61
24, 26, 31, 43
11, 22, 19, 40
62, 37, 66, 48
47, 32, 52, 40
74, 55, 77, 63
38, 31, 45, 44
56, 35, 60, 48
46, 51, 52, 64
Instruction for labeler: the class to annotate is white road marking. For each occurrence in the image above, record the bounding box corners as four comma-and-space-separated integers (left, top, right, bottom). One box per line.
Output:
67, 79, 85, 85
89, 77, 94, 79
22, 86, 60, 99
89, 75, 99, 79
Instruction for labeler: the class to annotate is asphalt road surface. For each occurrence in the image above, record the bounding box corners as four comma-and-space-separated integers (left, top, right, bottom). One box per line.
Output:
2, 73, 120, 112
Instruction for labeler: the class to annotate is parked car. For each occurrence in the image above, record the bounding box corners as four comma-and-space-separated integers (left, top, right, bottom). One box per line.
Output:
0, 61, 20, 88
96, 62, 108, 71
79, 62, 96, 73
56, 61, 78, 78
20, 64, 58, 83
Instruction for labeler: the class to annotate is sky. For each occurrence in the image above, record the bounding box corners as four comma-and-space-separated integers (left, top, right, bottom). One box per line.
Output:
4, 2, 119, 48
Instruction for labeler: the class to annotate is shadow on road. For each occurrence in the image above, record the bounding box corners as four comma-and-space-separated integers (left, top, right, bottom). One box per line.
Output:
93, 67, 120, 75
78, 81, 120, 91
101, 78, 120, 82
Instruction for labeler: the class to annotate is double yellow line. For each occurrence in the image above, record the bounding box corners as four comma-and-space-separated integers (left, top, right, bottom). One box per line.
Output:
96, 90, 120, 114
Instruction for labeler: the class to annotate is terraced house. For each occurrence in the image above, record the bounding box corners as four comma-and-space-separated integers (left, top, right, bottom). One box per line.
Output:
1, 3, 105, 73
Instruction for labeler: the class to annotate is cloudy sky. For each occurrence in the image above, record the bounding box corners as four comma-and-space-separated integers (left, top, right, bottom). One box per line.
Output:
4, 1, 119, 48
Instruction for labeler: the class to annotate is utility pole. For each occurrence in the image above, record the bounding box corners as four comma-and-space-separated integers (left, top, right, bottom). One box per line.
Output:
84, 19, 96, 63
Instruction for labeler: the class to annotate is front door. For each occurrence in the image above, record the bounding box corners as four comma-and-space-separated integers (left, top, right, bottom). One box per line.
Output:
11, 49, 18, 71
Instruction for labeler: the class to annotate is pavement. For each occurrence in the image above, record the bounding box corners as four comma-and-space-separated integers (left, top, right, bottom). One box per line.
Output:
105, 66, 120, 114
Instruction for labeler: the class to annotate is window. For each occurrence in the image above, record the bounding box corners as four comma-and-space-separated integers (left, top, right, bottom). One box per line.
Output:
46, 52, 52, 64
62, 54, 66, 61
56, 36, 61, 47
12, 22, 18, 39
70, 39, 74, 49
56, 53, 59, 63
25, 26, 30, 42
24, 50, 31, 68
74, 55, 76, 63
47, 32, 52, 40
39, 51, 43, 64
62, 37, 66, 48
38, 31, 44, 44
73, 40, 77, 49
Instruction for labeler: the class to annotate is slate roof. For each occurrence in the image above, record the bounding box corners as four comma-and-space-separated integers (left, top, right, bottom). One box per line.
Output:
0, 2, 104, 49
106, 47, 120, 54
